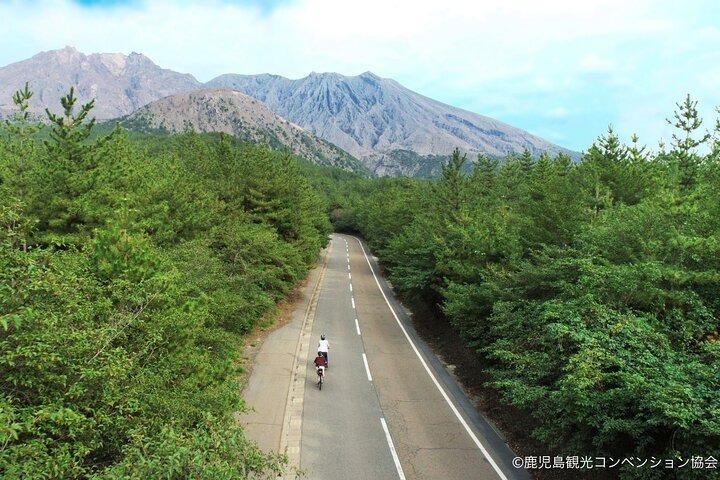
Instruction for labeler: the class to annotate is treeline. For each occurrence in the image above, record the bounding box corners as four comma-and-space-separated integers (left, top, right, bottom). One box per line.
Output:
0, 86, 329, 478
328, 96, 720, 478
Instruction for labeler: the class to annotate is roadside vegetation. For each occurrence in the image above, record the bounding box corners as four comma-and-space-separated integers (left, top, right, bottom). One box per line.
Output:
0, 86, 328, 478
322, 96, 720, 479
2, 84, 718, 479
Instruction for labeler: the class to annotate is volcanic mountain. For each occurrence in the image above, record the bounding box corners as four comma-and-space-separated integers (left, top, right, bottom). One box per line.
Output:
0, 47, 578, 176
206, 71, 577, 175
122, 88, 366, 173
0, 46, 201, 119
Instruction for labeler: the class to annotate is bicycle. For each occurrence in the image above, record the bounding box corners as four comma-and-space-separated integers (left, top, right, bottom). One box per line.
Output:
316, 365, 325, 390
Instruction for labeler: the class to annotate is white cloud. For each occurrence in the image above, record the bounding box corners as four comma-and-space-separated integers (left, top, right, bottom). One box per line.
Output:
579, 55, 617, 74
545, 107, 570, 119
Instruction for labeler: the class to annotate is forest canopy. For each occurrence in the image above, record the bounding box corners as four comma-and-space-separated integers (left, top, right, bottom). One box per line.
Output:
324, 96, 720, 479
0, 86, 329, 478
1, 85, 718, 480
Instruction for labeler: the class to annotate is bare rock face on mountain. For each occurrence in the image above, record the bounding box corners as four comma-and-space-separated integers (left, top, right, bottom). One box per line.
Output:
206, 71, 577, 175
0, 46, 201, 119
123, 88, 366, 173
0, 47, 579, 177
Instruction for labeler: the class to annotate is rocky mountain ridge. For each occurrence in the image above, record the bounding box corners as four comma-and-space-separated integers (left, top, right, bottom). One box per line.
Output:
0, 46, 201, 119
0, 47, 578, 176
207, 71, 577, 175
123, 88, 367, 173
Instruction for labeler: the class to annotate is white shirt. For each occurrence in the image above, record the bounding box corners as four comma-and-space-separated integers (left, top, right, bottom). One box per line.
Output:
318, 339, 329, 353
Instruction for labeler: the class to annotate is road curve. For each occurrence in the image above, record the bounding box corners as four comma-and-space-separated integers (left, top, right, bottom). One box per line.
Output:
300, 234, 529, 480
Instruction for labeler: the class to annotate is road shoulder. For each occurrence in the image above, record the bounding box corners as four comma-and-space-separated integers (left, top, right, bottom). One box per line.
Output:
237, 244, 329, 454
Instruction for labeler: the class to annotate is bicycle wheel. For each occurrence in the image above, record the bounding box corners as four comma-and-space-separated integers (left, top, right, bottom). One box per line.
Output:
319, 373, 323, 390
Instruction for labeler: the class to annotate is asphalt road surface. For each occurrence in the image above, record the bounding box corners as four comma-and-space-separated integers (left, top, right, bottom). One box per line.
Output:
300, 234, 529, 480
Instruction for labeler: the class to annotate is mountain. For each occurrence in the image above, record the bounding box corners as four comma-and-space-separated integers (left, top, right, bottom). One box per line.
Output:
121, 88, 368, 173
0, 46, 201, 119
0, 47, 579, 177
206, 71, 578, 175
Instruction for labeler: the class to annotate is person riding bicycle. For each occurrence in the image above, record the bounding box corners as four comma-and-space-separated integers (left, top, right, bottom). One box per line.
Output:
314, 351, 327, 384
317, 334, 329, 367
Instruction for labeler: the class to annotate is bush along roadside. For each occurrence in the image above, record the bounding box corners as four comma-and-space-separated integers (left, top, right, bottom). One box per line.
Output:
0, 86, 329, 478
331, 101, 720, 479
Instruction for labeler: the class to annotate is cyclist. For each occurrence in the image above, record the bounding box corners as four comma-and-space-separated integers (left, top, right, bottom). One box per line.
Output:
317, 334, 329, 367
313, 351, 327, 384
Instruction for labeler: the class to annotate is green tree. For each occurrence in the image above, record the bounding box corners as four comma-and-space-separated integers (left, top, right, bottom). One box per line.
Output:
1, 83, 43, 200
0, 84, 44, 251
666, 94, 710, 192
471, 153, 498, 195
518, 148, 534, 175
31, 87, 116, 246
1, 90, 342, 478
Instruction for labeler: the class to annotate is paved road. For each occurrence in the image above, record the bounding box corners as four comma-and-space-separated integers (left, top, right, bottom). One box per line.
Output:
301, 235, 399, 478
299, 234, 529, 480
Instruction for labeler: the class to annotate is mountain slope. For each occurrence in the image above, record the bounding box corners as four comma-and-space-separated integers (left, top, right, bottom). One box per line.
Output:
0, 46, 201, 119
206, 71, 578, 175
121, 88, 368, 173
0, 47, 579, 177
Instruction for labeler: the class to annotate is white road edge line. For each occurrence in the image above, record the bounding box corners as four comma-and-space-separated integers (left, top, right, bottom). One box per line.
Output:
351, 297, 355, 309
355, 318, 361, 335
350, 283, 353, 292
381, 418, 406, 480
349, 272, 352, 279
362, 353, 373, 381
357, 238, 509, 480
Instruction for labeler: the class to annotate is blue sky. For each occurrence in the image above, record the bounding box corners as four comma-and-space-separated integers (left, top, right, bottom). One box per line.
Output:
1, 0, 719, 153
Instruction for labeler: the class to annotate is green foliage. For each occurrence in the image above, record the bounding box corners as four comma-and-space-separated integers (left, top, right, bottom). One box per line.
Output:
93, 416, 287, 480
44, 87, 98, 163
20, 87, 121, 247
0, 87, 331, 478
1, 83, 43, 197
332, 97, 720, 478
4, 83, 720, 479
666, 95, 711, 193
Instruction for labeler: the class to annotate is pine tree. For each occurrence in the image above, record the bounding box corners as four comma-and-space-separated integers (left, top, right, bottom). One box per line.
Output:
518, 148, 535, 175
0, 84, 44, 251
2, 83, 43, 197
34, 87, 114, 245
710, 107, 720, 162
628, 133, 648, 164
44, 87, 98, 166
598, 124, 627, 163
432, 148, 468, 218
497, 153, 523, 202
471, 153, 498, 195
666, 94, 710, 192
